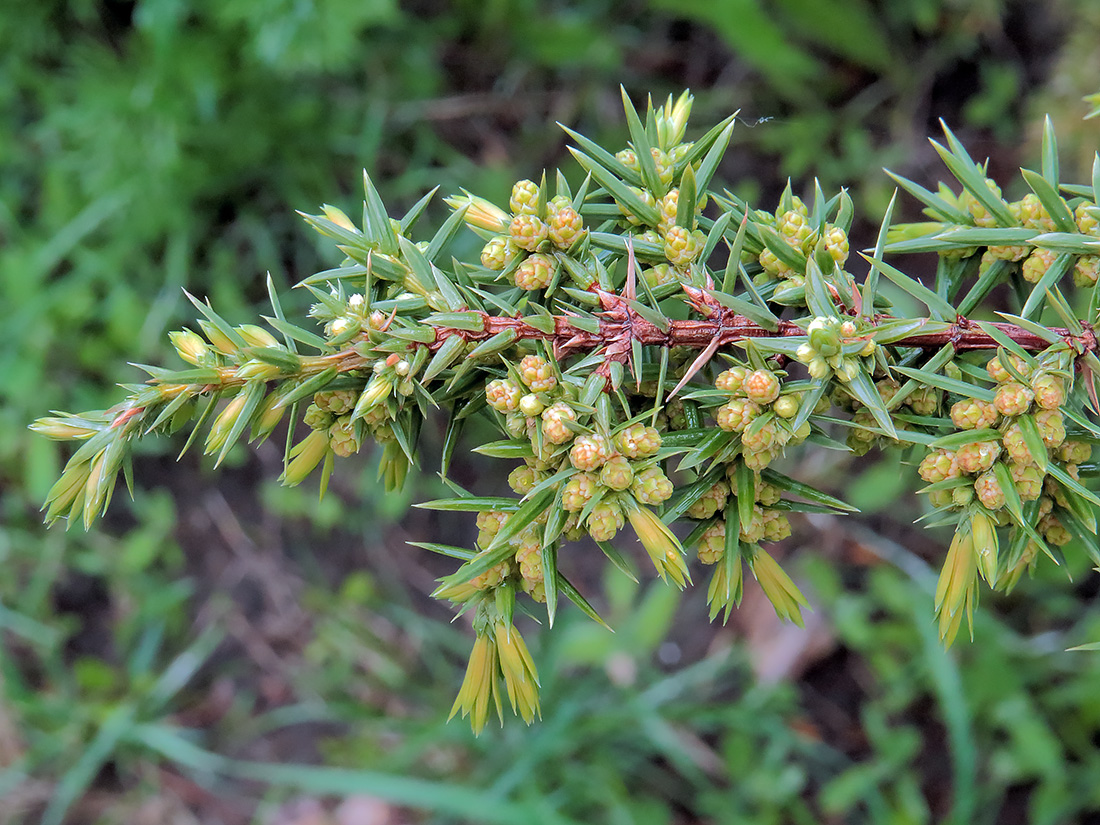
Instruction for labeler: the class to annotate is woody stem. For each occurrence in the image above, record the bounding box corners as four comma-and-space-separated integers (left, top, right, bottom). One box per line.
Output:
428, 310, 1094, 356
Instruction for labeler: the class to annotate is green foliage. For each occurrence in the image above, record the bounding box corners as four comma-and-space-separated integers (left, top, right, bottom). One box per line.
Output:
6, 3, 1100, 822
32, 87, 1100, 738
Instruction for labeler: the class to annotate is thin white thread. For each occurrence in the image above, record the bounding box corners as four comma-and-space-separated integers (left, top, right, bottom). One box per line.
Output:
734, 116, 776, 127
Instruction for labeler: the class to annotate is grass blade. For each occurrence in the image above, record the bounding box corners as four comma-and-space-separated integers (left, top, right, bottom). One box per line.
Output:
41, 706, 137, 825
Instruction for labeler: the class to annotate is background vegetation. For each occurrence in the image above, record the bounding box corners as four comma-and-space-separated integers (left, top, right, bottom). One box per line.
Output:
2, 1, 1100, 822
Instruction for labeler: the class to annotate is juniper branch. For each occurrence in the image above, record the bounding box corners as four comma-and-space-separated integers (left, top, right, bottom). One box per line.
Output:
431, 304, 1097, 357
30, 89, 1100, 730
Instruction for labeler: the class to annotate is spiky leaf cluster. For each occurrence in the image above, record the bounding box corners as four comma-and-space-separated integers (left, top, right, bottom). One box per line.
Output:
32, 89, 1100, 731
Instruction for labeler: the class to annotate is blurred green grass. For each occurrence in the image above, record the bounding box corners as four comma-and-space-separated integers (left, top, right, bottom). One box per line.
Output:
3, 1, 1100, 823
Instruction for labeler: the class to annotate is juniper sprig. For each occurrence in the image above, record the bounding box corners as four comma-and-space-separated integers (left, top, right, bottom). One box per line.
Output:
33, 88, 1100, 729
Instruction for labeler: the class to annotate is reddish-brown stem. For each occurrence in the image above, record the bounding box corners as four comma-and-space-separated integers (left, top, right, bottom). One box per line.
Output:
119, 307, 1094, 431
429, 306, 1095, 357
